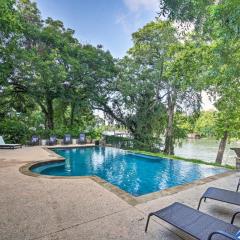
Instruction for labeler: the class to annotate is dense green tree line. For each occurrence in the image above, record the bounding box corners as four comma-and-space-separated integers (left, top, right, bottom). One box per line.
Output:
1, 0, 239, 165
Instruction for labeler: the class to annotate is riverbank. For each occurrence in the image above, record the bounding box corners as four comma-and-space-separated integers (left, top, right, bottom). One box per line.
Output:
174, 138, 240, 167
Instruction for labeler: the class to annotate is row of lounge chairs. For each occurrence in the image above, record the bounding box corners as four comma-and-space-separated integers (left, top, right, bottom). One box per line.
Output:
146, 181, 240, 240
29, 133, 86, 146
0, 134, 87, 149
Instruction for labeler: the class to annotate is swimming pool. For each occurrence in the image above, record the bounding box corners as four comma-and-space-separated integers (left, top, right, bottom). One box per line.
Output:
31, 147, 228, 196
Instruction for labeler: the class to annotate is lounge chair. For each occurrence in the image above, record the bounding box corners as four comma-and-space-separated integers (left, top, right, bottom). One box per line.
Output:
78, 133, 86, 144
30, 136, 40, 146
62, 134, 72, 145
197, 187, 240, 211
0, 136, 22, 149
29, 136, 40, 146
145, 202, 240, 240
47, 136, 57, 146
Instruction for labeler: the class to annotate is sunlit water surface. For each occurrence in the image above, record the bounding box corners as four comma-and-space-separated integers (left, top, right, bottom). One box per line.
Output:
31, 147, 228, 196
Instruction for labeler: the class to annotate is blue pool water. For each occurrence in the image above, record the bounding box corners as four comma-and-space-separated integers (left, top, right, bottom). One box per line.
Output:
31, 147, 228, 196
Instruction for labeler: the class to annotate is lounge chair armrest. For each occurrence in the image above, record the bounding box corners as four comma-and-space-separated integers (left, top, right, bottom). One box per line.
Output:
208, 230, 239, 240
231, 211, 240, 224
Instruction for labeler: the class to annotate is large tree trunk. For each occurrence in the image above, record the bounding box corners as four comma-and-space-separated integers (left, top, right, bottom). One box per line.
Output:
44, 98, 54, 130
215, 131, 228, 164
164, 92, 176, 155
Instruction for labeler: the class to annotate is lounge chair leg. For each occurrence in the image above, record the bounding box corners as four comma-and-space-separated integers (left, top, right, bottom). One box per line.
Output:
145, 213, 153, 232
204, 197, 207, 202
236, 182, 240, 192
197, 197, 204, 210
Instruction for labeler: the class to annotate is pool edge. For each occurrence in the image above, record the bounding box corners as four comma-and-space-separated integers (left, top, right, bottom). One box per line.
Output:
19, 147, 237, 206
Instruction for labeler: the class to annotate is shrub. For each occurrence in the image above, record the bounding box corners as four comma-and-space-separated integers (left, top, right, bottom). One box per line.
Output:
0, 119, 30, 144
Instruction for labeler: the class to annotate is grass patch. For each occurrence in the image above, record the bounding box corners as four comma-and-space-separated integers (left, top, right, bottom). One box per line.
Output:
130, 149, 235, 170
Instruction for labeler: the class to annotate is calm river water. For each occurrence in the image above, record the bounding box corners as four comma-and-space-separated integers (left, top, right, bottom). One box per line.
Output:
174, 138, 240, 166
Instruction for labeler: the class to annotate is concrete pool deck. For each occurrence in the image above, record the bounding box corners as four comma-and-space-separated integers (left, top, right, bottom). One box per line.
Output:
0, 146, 239, 240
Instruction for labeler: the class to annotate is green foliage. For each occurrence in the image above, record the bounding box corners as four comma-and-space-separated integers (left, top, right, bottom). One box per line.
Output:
104, 135, 133, 149
104, 135, 162, 152
159, 0, 213, 24
174, 113, 194, 139
0, 118, 29, 144
214, 96, 240, 140
0, 0, 114, 142
194, 111, 217, 137
87, 127, 105, 141
97, 20, 201, 153
0, 0, 21, 34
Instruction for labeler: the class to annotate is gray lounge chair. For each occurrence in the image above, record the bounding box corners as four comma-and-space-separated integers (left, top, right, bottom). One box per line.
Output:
29, 136, 40, 146
47, 136, 57, 146
62, 134, 72, 145
197, 187, 240, 211
145, 202, 240, 240
78, 133, 86, 144
0, 136, 22, 149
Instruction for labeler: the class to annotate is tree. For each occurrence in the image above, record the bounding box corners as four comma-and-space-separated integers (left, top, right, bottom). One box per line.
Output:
0, 0, 115, 141
129, 21, 201, 154
130, 21, 180, 154
159, 0, 240, 163
201, 1, 240, 163
108, 55, 167, 149
93, 20, 201, 152
214, 81, 240, 164
0, 0, 23, 118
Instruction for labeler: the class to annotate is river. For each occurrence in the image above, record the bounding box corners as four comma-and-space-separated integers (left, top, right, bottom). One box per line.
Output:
174, 138, 240, 167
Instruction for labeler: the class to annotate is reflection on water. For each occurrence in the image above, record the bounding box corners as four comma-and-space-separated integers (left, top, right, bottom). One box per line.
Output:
32, 147, 228, 196
65, 158, 71, 172
175, 138, 240, 166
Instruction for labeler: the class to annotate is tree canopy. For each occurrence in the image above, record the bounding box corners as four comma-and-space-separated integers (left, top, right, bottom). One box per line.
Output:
0, 0, 115, 142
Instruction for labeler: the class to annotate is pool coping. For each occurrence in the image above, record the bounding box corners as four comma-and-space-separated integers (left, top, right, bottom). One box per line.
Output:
19, 146, 237, 206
